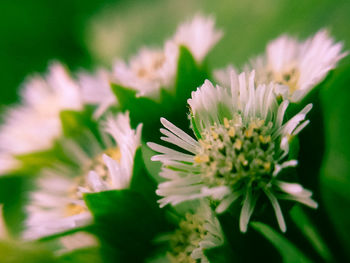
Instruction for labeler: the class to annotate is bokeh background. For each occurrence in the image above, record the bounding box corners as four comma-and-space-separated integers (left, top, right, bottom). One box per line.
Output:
1, 0, 350, 260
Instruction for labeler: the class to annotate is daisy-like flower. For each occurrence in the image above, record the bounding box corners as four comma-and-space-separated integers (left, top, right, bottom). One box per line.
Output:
216, 30, 347, 102
0, 62, 82, 156
23, 112, 142, 239
249, 29, 347, 102
166, 201, 223, 263
148, 71, 317, 232
113, 42, 178, 99
78, 68, 117, 119
113, 15, 222, 99
172, 14, 223, 63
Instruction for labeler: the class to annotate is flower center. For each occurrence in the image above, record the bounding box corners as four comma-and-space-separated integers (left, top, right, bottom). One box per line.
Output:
65, 147, 121, 217
167, 213, 207, 263
195, 118, 276, 190
268, 66, 300, 93
135, 52, 166, 81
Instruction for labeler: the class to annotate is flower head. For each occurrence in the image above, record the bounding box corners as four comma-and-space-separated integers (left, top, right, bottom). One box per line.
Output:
23, 112, 142, 239
248, 29, 347, 102
113, 14, 222, 99
78, 68, 116, 119
166, 201, 223, 263
113, 42, 178, 99
0, 63, 82, 156
173, 14, 223, 63
148, 71, 317, 232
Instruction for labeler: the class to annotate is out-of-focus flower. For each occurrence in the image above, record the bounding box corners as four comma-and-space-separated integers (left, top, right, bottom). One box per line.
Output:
58, 231, 99, 254
173, 14, 223, 63
113, 14, 222, 100
78, 68, 117, 119
113, 42, 178, 100
251, 30, 347, 101
0, 153, 19, 175
216, 30, 347, 102
166, 201, 224, 263
0, 63, 82, 156
148, 71, 317, 232
23, 112, 142, 239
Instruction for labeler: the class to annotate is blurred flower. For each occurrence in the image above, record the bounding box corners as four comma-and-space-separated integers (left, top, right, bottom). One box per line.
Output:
216, 30, 347, 102
0, 153, 19, 175
78, 68, 117, 119
148, 71, 317, 232
167, 202, 224, 263
113, 42, 178, 99
251, 29, 347, 101
23, 112, 142, 239
173, 14, 223, 63
113, 14, 222, 100
0, 63, 82, 157
58, 231, 99, 254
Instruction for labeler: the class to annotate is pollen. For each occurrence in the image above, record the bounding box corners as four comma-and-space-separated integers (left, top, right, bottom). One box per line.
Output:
228, 127, 236, 137
64, 203, 87, 217
194, 154, 209, 163
196, 117, 276, 189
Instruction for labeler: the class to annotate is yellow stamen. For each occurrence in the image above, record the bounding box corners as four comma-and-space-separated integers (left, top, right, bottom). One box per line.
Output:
228, 127, 236, 137
224, 118, 230, 128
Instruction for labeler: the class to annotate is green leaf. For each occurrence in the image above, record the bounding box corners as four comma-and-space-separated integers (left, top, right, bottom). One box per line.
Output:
205, 243, 235, 263
290, 206, 333, 262
130, 147, 159, 205
141, 141, 163, 183
251, 221, 312, 263
84, 189, 168, 262
174, 46, 208, 105
60, 107, 99, 139
319, 63, 350, 260
58, 247, 103, 263
0, 175, 30, 236
0, 240, 57, 263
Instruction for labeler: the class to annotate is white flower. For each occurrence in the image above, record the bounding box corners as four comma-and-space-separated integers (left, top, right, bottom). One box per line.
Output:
78, 68, 117, 119
166, 201, 224, 263
113, 42, 178, 100
0, 153, 19, 175
23, 112, 142, 239
173, 14, 223, 63
112, 15, 222, 100
247, 29, 347, 102
148, 71, 317, 232
0, 62, 82, 156
58, 231, 99, 255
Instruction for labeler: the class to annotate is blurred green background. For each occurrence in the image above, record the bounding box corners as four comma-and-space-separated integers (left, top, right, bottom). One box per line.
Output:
1, 0, 350, 260
2, 0, 350, 105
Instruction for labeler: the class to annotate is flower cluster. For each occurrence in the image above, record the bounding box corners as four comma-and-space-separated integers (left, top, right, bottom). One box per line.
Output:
0, 13, 347, 263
